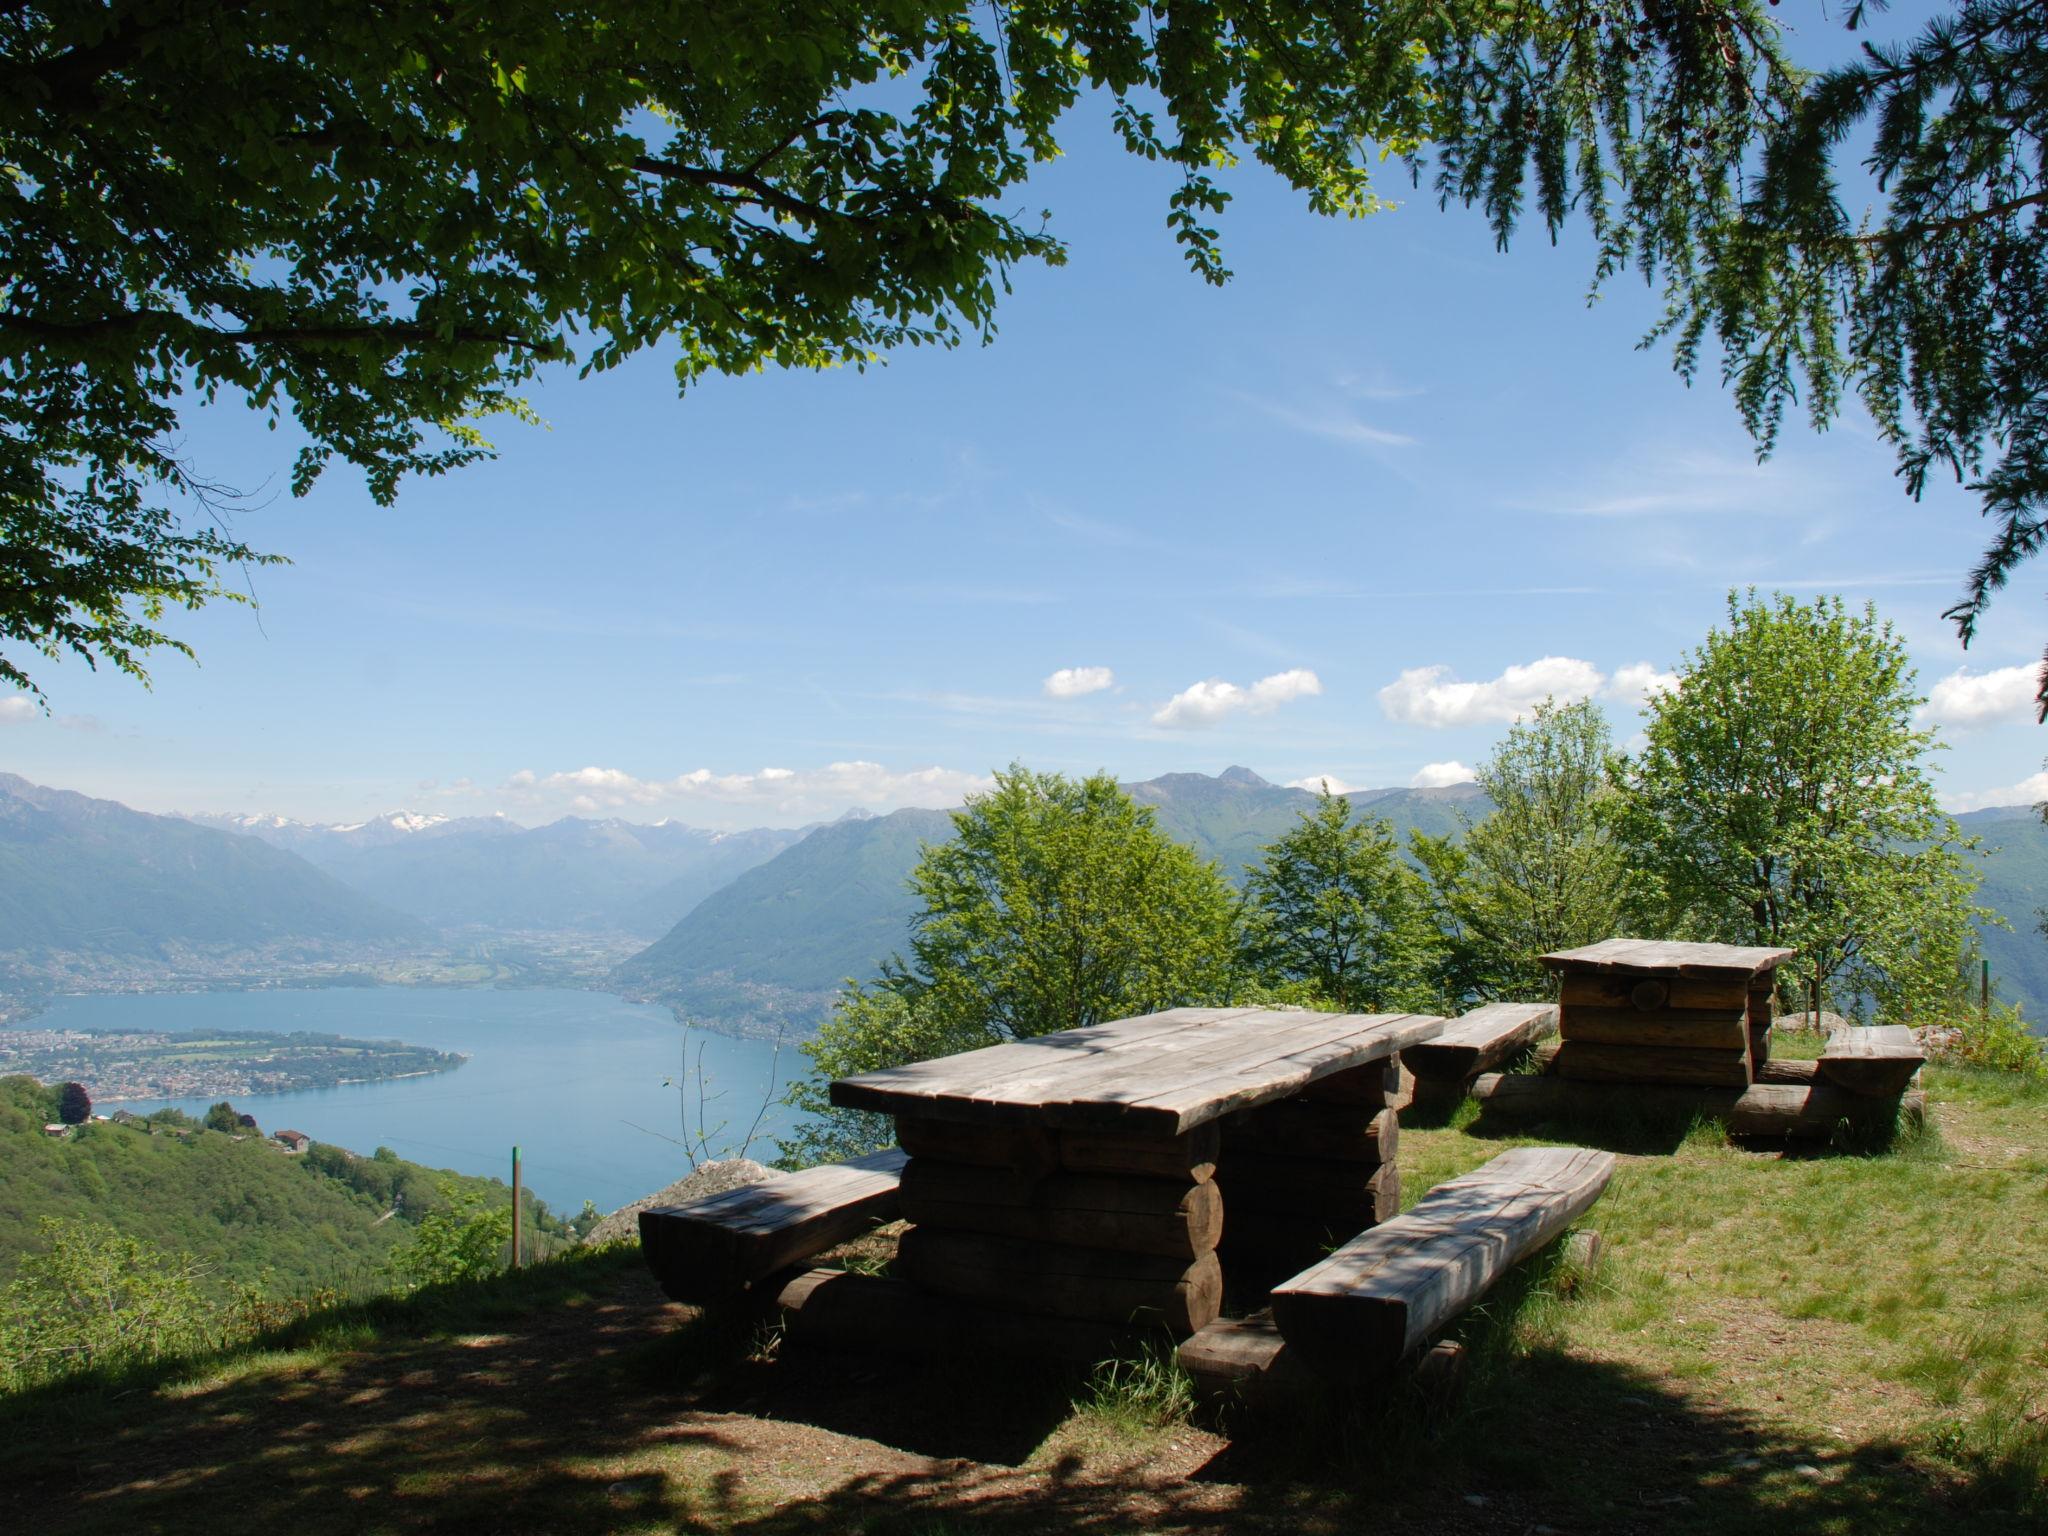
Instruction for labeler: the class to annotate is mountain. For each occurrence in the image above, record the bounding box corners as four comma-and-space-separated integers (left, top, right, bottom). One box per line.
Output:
191, 811, 804, 937
614, 769, 1492, 1035
612, 807, 954, 1031
0, 775, 422, 960
1956, 805, 2048, 1020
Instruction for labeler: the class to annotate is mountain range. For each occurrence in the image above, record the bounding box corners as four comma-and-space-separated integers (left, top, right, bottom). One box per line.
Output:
189, 810, 803, 937
5, 769, 2044, 1037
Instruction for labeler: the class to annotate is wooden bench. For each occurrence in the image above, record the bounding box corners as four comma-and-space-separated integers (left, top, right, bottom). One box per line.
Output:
638, 1147, 907, 1304
1818, 1025, 1925, 1098
1267, 1146, 1615, 1371
1403, 1001, 1559, 1085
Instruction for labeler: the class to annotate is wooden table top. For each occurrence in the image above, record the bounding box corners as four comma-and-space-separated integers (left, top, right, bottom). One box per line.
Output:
1539, 938, 1797, 978
828, 1006, 1446, 1135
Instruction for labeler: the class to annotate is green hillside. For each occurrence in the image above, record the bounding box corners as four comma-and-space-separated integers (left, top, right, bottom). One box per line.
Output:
0, 775, 422, 959
612, 809, 954, 1033
615, 771, 1491, 1035
0, 1076, 564, 1295
1956, 805, 2048, 1022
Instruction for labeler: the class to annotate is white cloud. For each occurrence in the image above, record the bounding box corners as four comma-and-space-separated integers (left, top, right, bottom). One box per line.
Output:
0, 696, 33, 723
1944, 771, 2048, 814
1379, 657, 1603, 728
1153, 669, 1324, 729
1921, 663, 2039, 728
1043, 666, 1116, 699
502, 761, 994, 823
1528, 448, 1823, 519
1608, 663, 1679, 708
1239, 394, 1417, 449
1411, 760, 1477, 789
1285, 774, 1362, 795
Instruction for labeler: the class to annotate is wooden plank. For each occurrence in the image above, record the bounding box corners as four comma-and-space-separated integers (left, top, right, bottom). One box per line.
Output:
831, 1007, 1441, 1132
1177, 1310, 1313, 1410
1557, 1006, 1750, 1050
1559, 974, 1751, 1012
1040, 1015, 1441, 1138
1756, 1056, 1818, 1086
1467, 1072, 1926, 1138
1818, 1025, 1926, 1098
1270, 1147, 1614, 1370
897, 1160, 1222, 1258
1540, 939, 1796, 977
1553, 1040, 1752, 1087
776, 1268, 1135, 1364
893, 1115, 1219, 1183
1298, 1057, 1403, 1106
1404, 1002, 1559, 1081
895, 1225, 1223, 1334
638, 1148, 907, 1304
1222, 1102, 1397, 1163
1219, 1163, 1400, 1228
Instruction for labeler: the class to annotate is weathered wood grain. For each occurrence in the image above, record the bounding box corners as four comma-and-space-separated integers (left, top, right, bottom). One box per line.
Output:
832, 1008, 1445, 1134
1222, 1102, 1398, 1163
1557, 1005, 1751, 1050
1298, 1057, 1404, 1106
1270, 1147, 1615, 1370
1177, 1310, 1314, 1410
638, 1147, 907, 1304
892, 1116, 1220, 1183
1404, 1002, 1560, 1082
895, 1225, 1224, 1334
897, 1159, 1222, 1258
1540, 939, 1797, 977
1553, 1040, 1753, 1087
1818, 1025, 1926, 1097
1559, 974, 1752, 1012
776, 1268, 1135, 1363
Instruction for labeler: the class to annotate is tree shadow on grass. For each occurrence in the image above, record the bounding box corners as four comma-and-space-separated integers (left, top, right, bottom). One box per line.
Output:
6, 1245, 2041, 1536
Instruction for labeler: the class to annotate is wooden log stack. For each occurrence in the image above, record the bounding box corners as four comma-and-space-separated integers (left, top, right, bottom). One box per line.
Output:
1213, 1059, 1402, 1291
892, 1116, 1225, 1336
1540, 940, 1797, 1090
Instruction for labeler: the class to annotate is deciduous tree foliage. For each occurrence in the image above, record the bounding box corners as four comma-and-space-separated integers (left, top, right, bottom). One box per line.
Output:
5, 0, 1812, 693
55, 1080, 89, 1125
1419, 699, 1628, 1000
1620, 591, 1989, 1019
1240, 792, 1442, 1011
781, 765, 1239, 1165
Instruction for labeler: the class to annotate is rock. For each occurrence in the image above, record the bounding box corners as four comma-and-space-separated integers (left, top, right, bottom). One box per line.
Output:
1778, 1011, 1853, 1036
583, 1157, 775, 1247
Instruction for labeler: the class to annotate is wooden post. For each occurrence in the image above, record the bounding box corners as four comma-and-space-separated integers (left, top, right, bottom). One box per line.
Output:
1810, 973, 1821, 1029
511, 1144, 522, 1270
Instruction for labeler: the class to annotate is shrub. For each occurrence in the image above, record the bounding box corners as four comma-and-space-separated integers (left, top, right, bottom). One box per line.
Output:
388, 1182, 511, 1288
1937, 1004, 2047, 1079
0, 1218, 212, 1392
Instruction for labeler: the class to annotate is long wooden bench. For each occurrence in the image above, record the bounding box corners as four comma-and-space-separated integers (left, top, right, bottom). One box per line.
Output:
638, 1147, 907, 1304
1818, 1025, 1925, 1098
1403, 1002, 1559, 1085
1266, 1146, 1615, 1371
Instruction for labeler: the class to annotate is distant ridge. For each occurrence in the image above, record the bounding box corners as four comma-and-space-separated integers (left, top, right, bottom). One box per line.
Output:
0, 774, 422, 960
613, 771, 1484, 1035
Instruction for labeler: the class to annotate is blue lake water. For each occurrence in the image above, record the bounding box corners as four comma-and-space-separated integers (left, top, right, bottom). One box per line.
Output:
23, 988, 809, 1216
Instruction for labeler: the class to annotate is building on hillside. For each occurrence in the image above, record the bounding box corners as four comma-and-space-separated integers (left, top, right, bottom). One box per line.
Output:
41, 1122, 70, 1138
275, 1129, 311, 1154
110, 1109, 146, 1125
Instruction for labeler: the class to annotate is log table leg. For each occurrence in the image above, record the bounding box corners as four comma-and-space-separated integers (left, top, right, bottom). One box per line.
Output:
889, 1117, 1226, 1340
1215, 1058, 1403, 1296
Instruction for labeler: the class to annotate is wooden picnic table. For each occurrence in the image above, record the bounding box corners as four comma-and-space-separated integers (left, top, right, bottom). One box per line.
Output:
826, 1005, 1445, 1340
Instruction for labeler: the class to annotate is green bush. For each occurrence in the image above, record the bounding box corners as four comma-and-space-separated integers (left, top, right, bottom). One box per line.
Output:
1941, 1004, 2047, 1079
388, 1182, 511, 1288
0, 1218, 213, 1392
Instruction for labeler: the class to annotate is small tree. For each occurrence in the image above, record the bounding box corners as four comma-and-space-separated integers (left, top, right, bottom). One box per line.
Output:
1446, 698, 1629, 998
0, 1219, 210, 1392
1240, 793, 1442, 1011
781, 766, 1241, 1167
202, 1101, 240, 1134
56, 1081, 90, 1125
389, 1182, 512, 1289
1622, 591, 1990, 1017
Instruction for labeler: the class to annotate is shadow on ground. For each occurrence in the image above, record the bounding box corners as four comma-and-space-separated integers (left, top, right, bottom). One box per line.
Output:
4, 1247, 2036, 1536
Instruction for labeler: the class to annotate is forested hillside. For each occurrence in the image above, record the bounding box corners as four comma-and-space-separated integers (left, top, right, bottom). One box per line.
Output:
1959, 805, 2048, 1018
0, 1077, 564, 1295
615, 771, 1489, 1035
0, 776, 420, 959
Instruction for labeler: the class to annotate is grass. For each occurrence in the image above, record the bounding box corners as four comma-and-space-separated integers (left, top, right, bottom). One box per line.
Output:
6, 1059, 2047, 1533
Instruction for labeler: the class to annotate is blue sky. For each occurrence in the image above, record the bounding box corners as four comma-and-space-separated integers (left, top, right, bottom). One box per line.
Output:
7, 15, 2046, 829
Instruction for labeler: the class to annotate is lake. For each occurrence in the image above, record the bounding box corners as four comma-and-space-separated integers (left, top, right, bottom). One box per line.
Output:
24, 988, 809, 1216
